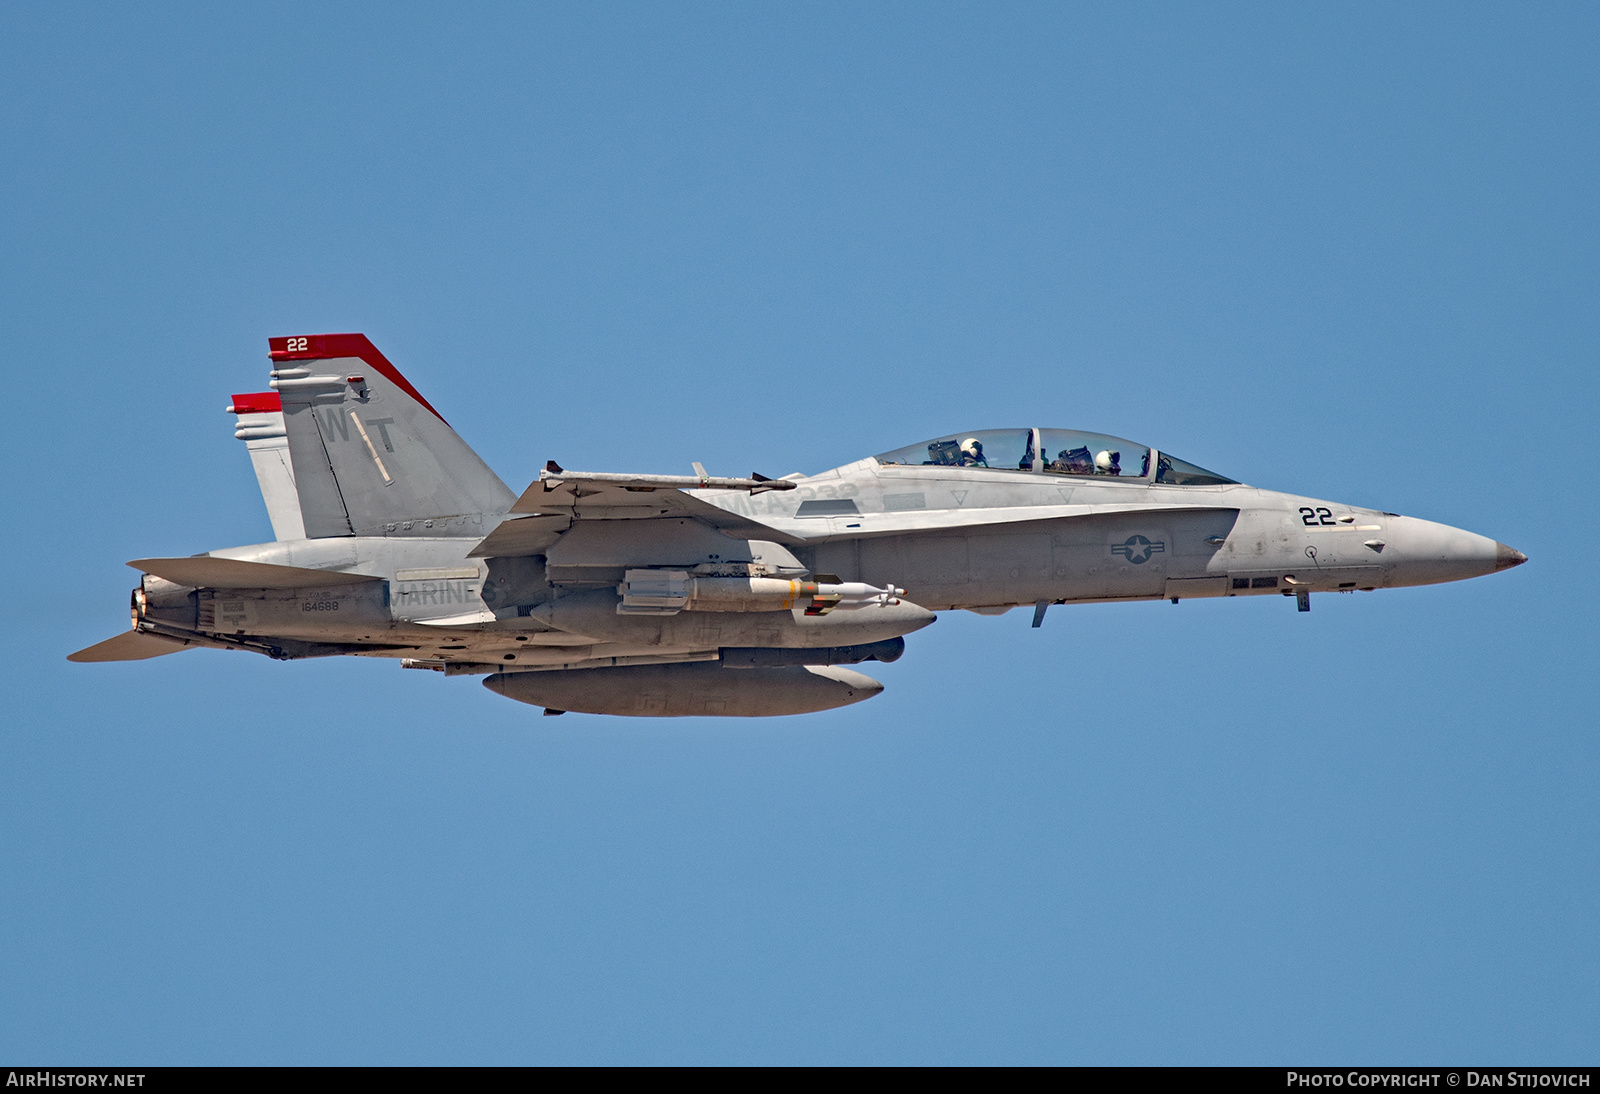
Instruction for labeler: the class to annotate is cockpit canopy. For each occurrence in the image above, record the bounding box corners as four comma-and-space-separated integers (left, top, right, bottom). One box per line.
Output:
874, 428, 1236, 486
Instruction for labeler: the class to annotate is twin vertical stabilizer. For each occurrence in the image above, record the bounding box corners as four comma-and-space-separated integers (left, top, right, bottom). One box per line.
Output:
231, 334, 515, 539
227, 391, 304, 541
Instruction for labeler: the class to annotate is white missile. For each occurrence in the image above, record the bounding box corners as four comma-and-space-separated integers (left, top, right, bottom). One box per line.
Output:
617, 571, 907, 615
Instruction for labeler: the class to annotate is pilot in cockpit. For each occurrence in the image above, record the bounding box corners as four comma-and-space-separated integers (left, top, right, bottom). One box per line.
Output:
1049, 446, 1094, 475
1095, 450, 1121, 476
958, 438, 988, 467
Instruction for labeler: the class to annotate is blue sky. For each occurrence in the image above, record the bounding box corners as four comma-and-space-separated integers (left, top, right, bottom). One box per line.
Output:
2, 3, 1595, 1063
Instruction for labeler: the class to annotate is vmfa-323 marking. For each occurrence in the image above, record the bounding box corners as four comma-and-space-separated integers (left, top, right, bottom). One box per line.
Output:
70, 334, 1527, 718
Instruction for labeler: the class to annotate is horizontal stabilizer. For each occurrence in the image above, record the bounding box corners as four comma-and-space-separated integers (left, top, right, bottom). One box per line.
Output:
128, 556, 382, 590
68, 629, 195, 663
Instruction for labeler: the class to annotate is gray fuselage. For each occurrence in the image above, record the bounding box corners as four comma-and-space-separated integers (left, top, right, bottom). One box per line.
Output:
136, 452, 1518, 674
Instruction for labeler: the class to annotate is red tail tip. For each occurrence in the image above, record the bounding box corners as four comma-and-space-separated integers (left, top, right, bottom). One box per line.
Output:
228, 391, 282, 414
266, 333, 444, 422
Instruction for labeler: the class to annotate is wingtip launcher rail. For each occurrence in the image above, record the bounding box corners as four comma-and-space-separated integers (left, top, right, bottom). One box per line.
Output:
538, 467, 798, 494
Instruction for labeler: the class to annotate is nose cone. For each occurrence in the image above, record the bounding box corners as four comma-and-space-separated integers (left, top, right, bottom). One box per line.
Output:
1380, 515, 1509, 588
1495, 543, 1528, 571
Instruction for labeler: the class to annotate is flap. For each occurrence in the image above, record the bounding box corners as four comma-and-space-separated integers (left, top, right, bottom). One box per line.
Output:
466, 514, 572, 558
128, 556, 383, 590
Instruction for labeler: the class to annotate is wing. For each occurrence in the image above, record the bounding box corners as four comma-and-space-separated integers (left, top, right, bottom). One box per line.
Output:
474, 466, 805, 557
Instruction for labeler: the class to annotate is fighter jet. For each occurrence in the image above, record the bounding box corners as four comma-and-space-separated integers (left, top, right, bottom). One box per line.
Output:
69, 333, 1527, 717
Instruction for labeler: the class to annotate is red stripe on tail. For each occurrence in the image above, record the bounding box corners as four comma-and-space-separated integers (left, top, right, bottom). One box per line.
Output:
268, 333, 446, 423
229, 391, 282, 414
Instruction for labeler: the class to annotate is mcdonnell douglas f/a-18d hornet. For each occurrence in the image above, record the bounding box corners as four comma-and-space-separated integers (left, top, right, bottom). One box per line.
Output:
71, 333, 1527, 717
